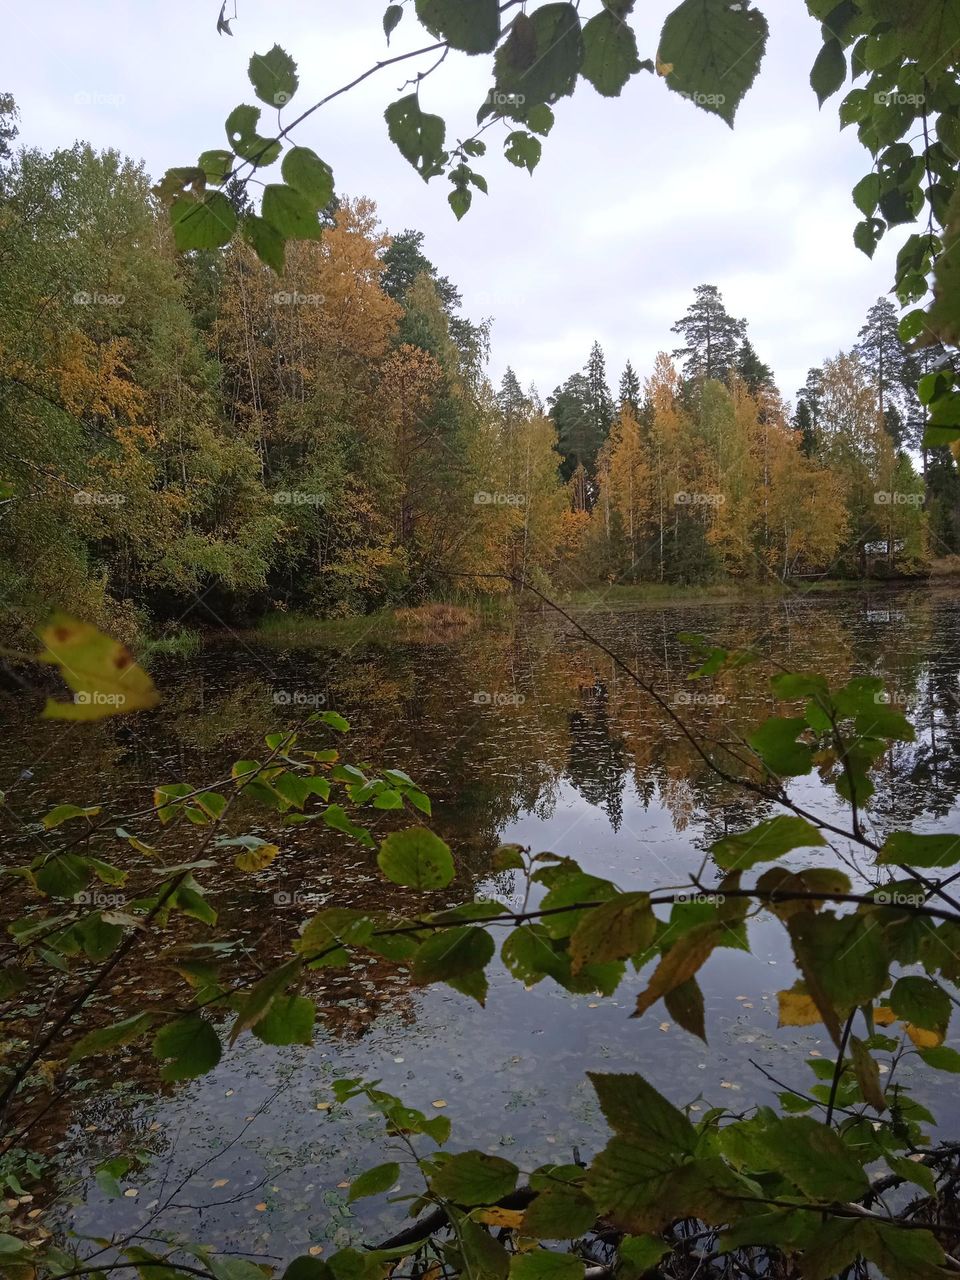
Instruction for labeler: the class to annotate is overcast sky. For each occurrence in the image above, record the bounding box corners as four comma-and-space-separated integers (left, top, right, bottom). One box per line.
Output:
2, 0, 903, 405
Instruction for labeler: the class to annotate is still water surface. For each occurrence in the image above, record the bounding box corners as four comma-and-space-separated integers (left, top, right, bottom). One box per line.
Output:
4, 587, 960, 1258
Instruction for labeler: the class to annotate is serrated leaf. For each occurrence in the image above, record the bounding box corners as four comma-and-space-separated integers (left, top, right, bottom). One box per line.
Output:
658, 0, 768, 126
378, 827, 454, 889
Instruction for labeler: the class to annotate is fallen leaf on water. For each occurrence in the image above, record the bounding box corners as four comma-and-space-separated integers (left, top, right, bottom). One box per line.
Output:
315, 1102, 330, 1111
212, 1179, 229, 1188
431, 1100, 447, 1109
123, 1189, 138, 1198
255, 1203, 267, 1212
308, 1247, 323, 1257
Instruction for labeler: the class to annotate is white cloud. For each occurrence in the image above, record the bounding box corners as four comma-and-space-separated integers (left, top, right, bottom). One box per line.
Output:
0, 0, 906, 406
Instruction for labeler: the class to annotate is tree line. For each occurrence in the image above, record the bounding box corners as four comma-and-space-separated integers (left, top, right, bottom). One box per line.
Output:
0, 114, 957, 643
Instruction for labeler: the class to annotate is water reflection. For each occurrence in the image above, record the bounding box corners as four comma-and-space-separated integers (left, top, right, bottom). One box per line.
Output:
3, 586, 960, 1258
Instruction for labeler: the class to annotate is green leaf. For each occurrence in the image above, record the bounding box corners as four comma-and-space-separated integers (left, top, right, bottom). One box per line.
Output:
811, 38, 846, 106
284, 1261, 334, 1280
658, 0, 769, 126
581, 9, 641, 96
171, 192, 237, 251
69, 1012, 154, 1063
348, 1161, 400, 1201
249, 44, 299, 107
509, 1256, 580, 1280
378, 827, 454, 889
890, 975, 951, 1035
431, 1151, 518, 1205
449, 186, 472, 220
383, 5, 403, 42
230, 957, 301, 1044
878, 831, 960, 868
522, 1185, 596, 1239
416, 0, 500, 53
198, 149, 234, 184
252, 995, 315, 1045
663, 977, 706, 1042
457, 1218, 510, 1280
261, 184, 324, 241
540, 871, 617, 939
494, 5, 584, 105
920, 1045, 960, 1071
503, 131, 541, 173
281, 147, 334, 209
713, 815, 827, 871
748, 716, 813, 777
568, 892, 655, 971
852, 172, 881, 216
152, 1015, 222, 1081
35, 853, 91, 898
385, 95, 447, 180
41, 803, 101, 830
618, 1237, 670, 1279
752, 1115, 870, 1200
788, 912, 889, 1036
588, 1071, 696, 1152
412, 926, 495, 1004
225, 104, 281, 166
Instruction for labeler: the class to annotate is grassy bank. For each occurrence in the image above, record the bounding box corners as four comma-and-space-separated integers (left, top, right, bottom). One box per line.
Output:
250, 600, 514, 647
555, 578, 917, 609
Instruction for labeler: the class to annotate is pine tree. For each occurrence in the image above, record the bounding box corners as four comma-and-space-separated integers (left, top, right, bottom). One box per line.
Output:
618, 360, 641, 414
670, 284, 747, 382
855, 296, 907, 427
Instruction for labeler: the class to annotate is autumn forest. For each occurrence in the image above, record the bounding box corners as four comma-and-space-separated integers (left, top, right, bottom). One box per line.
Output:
2, 103, 957, 647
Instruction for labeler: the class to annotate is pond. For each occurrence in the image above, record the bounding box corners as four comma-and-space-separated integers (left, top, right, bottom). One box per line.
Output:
3, 585, 960, 1261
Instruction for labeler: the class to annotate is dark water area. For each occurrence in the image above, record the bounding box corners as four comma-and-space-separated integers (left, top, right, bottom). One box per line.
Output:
3, 585, 960, 1260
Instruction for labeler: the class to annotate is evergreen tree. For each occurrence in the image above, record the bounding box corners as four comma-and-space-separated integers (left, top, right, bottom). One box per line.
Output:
735, 338, 773, 395
794, 367, 824, 456
548, 343, 614, 500
855, 296, 907, 425
618, 360, 641, 414
497, 367, 528, 419
670, 284, 747, 382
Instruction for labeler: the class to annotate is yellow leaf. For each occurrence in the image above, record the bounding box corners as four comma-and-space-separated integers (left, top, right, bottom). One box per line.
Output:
777, 987, 822, 1028
431, 1099, 447, 1109
255, 1203, 267, 1212
475, 1208, 526, 1229
874, 1005, 897, 1026
308, 1248, 324, 1257
655, 57, 674, 76
212, 1179, 229, 1188
235, 843, 280, 872
38, 616, 160, 721
906, 1023, 943, 1049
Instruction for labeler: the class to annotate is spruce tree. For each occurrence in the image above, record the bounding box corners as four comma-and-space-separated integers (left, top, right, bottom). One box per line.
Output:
618, 360, 641, 414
